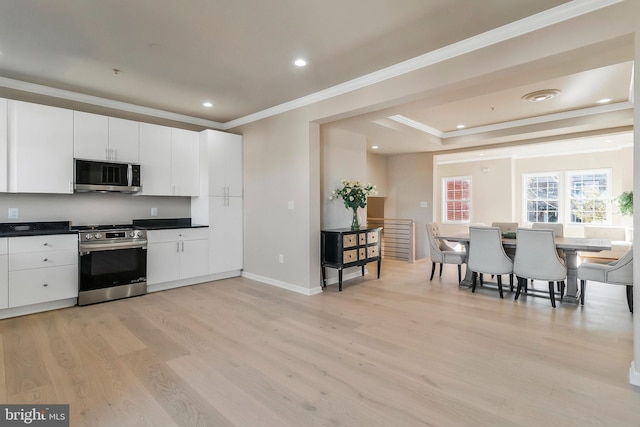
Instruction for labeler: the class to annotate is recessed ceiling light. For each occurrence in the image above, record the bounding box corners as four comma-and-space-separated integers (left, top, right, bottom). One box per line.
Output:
371, 145, 379, 149
456, 124, 465, 129
522, 89, 560, 102
597, 98, 612, 104
294, 58, 307, 67
202, 101, 213, 108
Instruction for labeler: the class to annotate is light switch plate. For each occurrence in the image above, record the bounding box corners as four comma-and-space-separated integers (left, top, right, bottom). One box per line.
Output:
8, 208, 18, 219
288, 200, 294, 210
420, 201, 428, 208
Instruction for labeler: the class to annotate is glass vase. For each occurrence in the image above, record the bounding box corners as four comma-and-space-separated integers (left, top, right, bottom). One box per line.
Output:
350, 207, 360, 230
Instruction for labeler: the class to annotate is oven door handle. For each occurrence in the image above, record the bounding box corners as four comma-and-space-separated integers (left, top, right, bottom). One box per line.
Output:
80, 241, 147, 255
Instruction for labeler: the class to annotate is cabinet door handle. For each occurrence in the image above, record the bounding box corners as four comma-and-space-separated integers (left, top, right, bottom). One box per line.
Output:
181, 241, 184, 252
43, 242, 48, 246
105, 148, 109, 160
43, 258, 48, 262
111, 149, 116, 161
177, 242, 180, 252
43, 283, 48, 287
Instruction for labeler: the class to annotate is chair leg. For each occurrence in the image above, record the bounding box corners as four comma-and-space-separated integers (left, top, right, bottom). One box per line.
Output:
497, 275, 504, 299
559, 281, 565, 302
580, 279, 586, 306
439, 263, 443, 277
457, 264, 462, 284
471, 272, 478, 293
548, 281, 556, 308
509, 274, 514, 292
515, 277, 523, 300
480, 273, 484, 287
430, 262, 436, 281
626, 285, 633, 313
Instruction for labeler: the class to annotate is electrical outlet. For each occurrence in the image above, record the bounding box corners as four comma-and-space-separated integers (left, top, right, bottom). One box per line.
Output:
151, 207, 158, 217
288, 200, 294, 210
278, 254, 284, 263
8, 208, 18, 219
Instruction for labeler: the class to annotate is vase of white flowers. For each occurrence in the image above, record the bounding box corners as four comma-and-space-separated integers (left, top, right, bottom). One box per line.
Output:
329, 179, 377, 230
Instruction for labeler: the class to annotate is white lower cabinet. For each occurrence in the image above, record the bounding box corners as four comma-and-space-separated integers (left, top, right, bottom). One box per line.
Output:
7, 234, 78, 308
147, 228, 209, 285
0, 239, 8, 309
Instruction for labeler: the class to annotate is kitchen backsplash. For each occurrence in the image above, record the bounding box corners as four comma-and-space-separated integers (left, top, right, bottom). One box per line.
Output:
0, 192, 191, 225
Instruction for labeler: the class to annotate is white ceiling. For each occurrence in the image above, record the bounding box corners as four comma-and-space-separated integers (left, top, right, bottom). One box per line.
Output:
0, 0, 634, 157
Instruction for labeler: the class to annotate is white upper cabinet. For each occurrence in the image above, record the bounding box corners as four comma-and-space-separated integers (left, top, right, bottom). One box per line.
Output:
139, 123, 172, 195
139, 123, 199, 196
74, 111, 139, 163
0, 98, 7, 192
207, 130, 242, 197
8, 100, 74, 194
171, 128, 199, 196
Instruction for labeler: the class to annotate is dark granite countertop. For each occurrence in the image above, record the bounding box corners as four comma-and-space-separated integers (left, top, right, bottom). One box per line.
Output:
0, 221, 76, 238
132, 218, 208, 230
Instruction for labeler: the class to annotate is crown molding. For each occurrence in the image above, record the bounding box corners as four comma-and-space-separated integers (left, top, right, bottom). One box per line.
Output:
222, 0, 623, 130
0, 76, 225, 129
442, 101, 633, 138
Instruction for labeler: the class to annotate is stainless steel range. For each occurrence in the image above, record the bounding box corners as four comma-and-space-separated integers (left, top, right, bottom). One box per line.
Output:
77, 225, 147, 306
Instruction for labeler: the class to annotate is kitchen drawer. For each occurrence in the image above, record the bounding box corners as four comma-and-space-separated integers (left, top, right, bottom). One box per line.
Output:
343, 249, 358, 264
9, 265, 78, 308
367, 245, 379, 258
367, 231, 379, 244
359, 233, 366, 245
147, 228, 208, 243
9, 234, 78, 253
9, 249, 77, 271
359, 248, 366, 260
343, 234, 357, 248
0, 238, 7, 256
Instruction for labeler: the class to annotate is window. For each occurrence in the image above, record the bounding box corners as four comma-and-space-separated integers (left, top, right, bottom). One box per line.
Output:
568, 170, 610, 224
443, 177, 471, 223
524, 174, 560, 223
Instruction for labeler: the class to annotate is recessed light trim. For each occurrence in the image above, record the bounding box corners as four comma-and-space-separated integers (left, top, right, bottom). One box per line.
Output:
202, 101, 213, 108
294, 58, 307, 67
597, 98, 612, 104
522, 89, 560, 102
371, 145, 379, 149
456, 124, 465, 129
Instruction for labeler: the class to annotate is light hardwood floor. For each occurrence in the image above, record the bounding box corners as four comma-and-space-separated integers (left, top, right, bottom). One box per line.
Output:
1, 259, 639, 426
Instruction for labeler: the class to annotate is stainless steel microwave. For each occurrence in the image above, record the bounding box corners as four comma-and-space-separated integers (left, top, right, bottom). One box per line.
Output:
74, 159, 142, 193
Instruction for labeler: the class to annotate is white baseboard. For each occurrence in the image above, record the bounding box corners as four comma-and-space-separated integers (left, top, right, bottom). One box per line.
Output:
242, 271, 323, 296
629, 361, 640, 387
0, 298, 76, 320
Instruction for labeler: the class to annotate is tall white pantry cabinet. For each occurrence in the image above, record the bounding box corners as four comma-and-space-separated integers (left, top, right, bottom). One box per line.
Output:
192, 129, 243, 275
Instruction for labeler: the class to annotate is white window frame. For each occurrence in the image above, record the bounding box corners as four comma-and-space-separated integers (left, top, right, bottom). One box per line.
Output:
566, 168, 611, 225
522, 172, 561, 225
442, 176, 471, 224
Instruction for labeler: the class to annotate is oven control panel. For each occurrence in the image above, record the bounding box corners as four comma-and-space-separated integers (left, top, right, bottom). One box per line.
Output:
79, 229, 146, 243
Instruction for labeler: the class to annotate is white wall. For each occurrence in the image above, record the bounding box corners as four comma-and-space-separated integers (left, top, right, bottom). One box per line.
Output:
366, 152, 389, 197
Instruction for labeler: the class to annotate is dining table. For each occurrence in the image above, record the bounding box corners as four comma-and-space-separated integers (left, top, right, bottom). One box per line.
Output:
436, 233, 612, 304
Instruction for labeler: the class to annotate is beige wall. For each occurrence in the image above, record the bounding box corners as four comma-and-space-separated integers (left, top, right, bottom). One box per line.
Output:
433, 146, 633, 240
386, 152, 434, 259
366, 152, 389, 197
321, 126, 368, 230
515, 146, 634, 234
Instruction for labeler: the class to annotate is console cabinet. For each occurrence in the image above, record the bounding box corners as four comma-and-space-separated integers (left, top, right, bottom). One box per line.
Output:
321, 227, 382, 291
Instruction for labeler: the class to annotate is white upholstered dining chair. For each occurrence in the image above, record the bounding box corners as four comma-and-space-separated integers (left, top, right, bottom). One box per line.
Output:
513, 228, 566, 308
468, 226, 513, 299
426, 223, 466, 283
578, 247, 633, 312
532, 222, 564, 237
